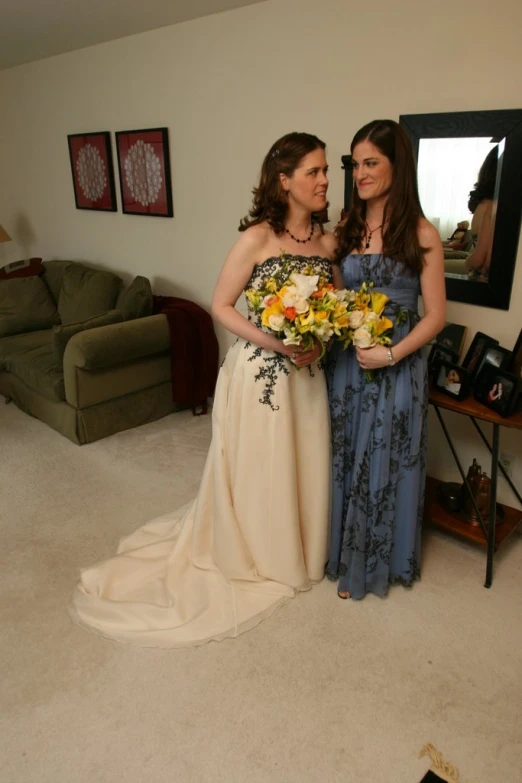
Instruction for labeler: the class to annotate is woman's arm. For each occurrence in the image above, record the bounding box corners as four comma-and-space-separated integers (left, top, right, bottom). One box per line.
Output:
355, 220, 446, 369
211, 228, 316, 364
390, 220, 446, 362
465, 202, 493, 272
211, 228, 289, 353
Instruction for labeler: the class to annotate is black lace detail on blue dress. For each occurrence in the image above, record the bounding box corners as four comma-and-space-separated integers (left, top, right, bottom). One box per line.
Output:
325, 253, 427, 599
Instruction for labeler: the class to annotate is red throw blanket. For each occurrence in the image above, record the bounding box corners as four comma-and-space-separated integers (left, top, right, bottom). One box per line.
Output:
153, 295, 219, 415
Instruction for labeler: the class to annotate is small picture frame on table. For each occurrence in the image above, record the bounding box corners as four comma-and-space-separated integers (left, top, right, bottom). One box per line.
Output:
115, 127, 174, 217
434, 361, 471, 401
473, 345, 512, 384
428, 343, 458, 383
67, 131, 117, 212
473, 364, 521, 417
461, 331, 499, 382
436, 322, 467, 360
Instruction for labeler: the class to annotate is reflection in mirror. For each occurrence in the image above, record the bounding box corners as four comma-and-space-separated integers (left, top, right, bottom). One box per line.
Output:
417, 137, 501, 283
399, 109, 522, 310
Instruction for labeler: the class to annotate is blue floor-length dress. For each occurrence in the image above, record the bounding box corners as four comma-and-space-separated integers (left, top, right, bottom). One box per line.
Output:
326, 253, 428, 599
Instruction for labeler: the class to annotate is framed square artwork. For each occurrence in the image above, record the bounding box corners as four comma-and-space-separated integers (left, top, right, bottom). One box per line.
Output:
115, 127, 174, 217
67, 132, 117, 211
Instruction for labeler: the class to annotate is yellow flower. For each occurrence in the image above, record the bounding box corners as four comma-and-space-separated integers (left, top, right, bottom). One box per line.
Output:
314, 310, 328, 322
245, 289, 260, 307
297, 311, 315, 333
370, 292, 389, 315
375, 316, 393, 336
261, 300, 284, 328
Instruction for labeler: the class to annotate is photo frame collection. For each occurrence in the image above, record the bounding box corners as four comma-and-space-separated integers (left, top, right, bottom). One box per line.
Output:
429, 326, 522, 417
67, 127, 173, 217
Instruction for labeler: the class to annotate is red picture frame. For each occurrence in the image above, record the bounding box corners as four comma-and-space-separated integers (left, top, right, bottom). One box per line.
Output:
67, 132, 117, 212
115, 127, 174, 217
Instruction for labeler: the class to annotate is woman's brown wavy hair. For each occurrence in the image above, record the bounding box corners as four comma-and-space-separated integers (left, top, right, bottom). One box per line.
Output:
239, 132, 326, 235
335, 119, 426, 273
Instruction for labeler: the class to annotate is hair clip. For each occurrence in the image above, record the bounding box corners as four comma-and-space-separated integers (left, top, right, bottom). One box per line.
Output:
271, 149, 280, 158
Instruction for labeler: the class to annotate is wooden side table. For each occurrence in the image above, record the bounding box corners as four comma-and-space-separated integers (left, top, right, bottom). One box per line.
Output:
426, 386, 522, 587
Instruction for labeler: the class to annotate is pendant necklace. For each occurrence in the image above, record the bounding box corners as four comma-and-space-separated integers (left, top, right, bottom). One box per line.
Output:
285, 221, 315, 244
365, 221, 383, 249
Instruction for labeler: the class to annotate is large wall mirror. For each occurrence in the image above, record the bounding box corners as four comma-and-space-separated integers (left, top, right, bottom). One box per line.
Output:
342, 111, 522, 310
399, 110, 522, 310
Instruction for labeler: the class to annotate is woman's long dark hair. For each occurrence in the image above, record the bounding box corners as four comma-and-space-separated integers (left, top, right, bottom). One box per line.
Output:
468, 146, 498, 213
335, 119, 426, 273
239, 132, 326, 235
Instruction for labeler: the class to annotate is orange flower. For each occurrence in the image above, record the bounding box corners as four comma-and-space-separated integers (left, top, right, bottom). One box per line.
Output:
265, 295, 279, 307
284, 306, 298, 321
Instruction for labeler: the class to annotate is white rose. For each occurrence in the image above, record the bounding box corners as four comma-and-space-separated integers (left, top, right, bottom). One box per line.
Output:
268, 313, 285, 331
294, 297, 310, 314
352, 324, 374, 348
290, 272, 319, 299
281, 286, 298, 308
364, 311, 380, 324
348, 310, 365, 328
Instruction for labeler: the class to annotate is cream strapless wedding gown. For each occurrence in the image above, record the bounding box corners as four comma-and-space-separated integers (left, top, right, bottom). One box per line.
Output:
70, 255, 332, 647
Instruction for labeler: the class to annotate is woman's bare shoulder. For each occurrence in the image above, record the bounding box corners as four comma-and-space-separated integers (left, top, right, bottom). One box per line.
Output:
235, 222, 274, 254
418, 217, 441, 245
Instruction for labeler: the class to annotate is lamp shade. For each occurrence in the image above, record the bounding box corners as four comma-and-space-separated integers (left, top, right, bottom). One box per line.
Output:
0, 225, 12, 243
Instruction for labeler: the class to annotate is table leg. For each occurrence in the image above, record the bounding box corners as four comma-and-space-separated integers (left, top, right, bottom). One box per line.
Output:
485, 424, 499, 588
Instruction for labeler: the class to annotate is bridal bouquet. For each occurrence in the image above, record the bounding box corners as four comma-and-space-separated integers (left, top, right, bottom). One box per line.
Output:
246, 255, 352, 356
342, 281, 394, 379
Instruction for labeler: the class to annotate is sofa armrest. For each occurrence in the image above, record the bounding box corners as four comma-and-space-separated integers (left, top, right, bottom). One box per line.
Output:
63, 314, 170, 371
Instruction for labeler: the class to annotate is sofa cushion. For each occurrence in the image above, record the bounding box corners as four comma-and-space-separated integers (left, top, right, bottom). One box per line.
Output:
41, 259, 73, 305
0, 276, 60, 337
52, 309, 123, 367
116, 276, 153, 321
0, 257, 44, 280
1, 330, 65, 402
57, 264, 121, 325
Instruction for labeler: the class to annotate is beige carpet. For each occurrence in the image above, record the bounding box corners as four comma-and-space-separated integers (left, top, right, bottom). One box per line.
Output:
1, 402, 521, 783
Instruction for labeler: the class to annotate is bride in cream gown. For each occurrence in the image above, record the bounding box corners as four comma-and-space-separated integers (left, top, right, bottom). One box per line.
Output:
70, 132, 339, 647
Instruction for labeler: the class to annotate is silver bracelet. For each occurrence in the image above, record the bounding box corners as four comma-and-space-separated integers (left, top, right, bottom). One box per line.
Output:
386, 347, 396, 366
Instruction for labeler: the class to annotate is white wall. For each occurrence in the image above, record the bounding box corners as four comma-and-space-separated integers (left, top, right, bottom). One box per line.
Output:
1, 0, 521, 505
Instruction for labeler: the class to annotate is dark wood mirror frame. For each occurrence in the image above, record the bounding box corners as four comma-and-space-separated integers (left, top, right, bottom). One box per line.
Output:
342, 110, 522, 310
400, 110, 522, 310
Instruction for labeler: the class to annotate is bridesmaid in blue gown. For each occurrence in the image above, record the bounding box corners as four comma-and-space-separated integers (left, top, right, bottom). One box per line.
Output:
326, 119, 446, 600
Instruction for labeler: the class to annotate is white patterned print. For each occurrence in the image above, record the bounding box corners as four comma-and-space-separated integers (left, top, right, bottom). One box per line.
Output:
76, 145, 107, 201
124, 140, 162, 206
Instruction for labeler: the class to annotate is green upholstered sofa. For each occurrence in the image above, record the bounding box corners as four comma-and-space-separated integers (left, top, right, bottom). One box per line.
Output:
0, 259, 181, 444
